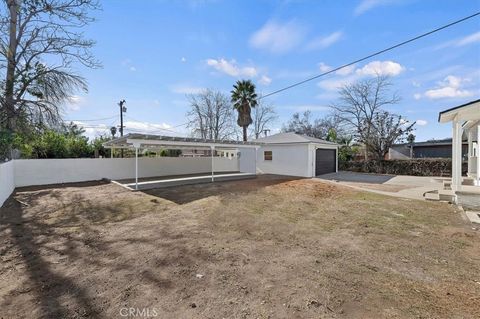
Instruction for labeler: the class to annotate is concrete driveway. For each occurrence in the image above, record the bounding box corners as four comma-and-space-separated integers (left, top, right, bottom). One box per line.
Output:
316, 171, 447, 201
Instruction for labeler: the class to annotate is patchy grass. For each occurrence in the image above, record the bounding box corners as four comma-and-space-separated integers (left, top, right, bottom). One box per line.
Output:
1, 175, 479, 318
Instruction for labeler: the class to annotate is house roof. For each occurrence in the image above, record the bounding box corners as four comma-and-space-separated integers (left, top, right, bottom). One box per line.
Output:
254, 132, 338, 145
438, 98, 480, 123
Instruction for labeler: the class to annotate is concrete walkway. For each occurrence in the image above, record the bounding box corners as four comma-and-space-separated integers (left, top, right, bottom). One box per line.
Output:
316, 171, 447, 201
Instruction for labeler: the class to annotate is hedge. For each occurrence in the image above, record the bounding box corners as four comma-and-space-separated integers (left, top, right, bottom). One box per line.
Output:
339, 158, 465, 177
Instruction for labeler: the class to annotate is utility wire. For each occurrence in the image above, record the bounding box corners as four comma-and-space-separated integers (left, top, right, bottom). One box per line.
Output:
260, 11, 480, 99
65, 115, 117, 122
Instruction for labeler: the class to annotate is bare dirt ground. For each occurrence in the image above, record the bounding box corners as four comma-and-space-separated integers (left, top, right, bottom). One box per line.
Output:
1, 175, 479, 319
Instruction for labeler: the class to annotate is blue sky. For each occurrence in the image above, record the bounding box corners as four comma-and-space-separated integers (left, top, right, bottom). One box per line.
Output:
64, 0, 480, 141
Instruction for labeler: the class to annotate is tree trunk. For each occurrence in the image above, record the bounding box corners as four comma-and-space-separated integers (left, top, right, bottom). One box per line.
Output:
242, 126, 247, 142
5, 0, 19, 132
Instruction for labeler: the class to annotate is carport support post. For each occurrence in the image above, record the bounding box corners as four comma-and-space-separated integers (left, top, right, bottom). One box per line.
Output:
132, 142, 141, 190
211, 146, 215, 182
135, 147, 139, 190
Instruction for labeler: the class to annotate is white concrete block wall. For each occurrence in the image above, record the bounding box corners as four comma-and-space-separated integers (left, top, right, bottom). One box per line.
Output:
0, 161, 15, 206
13, 157, 239, 188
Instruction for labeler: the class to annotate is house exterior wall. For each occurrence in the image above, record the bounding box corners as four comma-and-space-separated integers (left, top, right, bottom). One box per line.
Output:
13, 157, 239, 188
238, 148, 257, 174
0, 161, 15, 207
256, 144, 311, 177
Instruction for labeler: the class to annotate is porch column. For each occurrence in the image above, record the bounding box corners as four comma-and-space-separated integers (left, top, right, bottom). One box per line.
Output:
467, 129, 473, 177
477, 124, 480, 185
452, 119, 462, 191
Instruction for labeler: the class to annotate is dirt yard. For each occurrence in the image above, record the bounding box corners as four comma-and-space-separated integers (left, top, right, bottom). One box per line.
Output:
1, 175, 479, 318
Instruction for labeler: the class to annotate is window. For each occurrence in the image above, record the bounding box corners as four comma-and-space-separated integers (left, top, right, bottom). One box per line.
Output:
264, 151, 272, 161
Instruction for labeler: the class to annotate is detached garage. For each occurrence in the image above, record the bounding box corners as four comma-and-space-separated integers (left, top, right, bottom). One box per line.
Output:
255, 132, 338, 178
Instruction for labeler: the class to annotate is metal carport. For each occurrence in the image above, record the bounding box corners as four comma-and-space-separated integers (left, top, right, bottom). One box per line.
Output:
103, 133, 261, 190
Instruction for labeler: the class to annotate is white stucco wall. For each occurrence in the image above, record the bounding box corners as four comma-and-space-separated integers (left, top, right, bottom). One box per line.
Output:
0, 161, 15, 206
13, 157, 239, 187
257, 144, 311, 177
239, 148, 257, 174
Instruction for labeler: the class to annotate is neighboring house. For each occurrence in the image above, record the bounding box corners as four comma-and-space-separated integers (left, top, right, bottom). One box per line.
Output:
388, 138, 468, 160
254, 132, 339, 177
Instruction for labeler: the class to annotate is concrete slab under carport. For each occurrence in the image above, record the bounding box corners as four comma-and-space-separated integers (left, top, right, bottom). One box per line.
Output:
114, 172, 256, 190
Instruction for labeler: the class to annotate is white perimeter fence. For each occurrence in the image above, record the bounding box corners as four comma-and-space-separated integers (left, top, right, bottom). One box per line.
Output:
0, 157, 240, 206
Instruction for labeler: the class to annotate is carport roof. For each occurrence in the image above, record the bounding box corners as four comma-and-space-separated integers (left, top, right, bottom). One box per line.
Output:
103, 133, 261, 149
254, 132, 338, 145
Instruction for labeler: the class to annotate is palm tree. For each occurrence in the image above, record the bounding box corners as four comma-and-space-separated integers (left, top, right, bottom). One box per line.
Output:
231, 80, 258, 141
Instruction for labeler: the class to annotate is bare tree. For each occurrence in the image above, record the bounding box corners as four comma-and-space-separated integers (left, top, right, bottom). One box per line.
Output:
282, 110, 343, 140
361, 111, 415, 160
331, 75, 415, 160
0, 0, 101, 132
186, 89, 235, 140
250, 99, 277, 139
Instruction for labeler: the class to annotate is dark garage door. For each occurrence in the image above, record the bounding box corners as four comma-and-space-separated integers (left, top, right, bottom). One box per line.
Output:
315, 148, 336, 176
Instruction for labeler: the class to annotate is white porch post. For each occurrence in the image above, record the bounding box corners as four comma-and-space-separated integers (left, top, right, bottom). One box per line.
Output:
111, 146, 114, 158
477, 124, 480, 185
452, 119, 462, 191
211, 146, 215, 182
467, 129, 473, 176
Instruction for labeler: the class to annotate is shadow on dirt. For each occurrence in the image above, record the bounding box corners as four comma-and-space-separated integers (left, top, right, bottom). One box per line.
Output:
0, 183, 203, 318
143, 174, 300, 204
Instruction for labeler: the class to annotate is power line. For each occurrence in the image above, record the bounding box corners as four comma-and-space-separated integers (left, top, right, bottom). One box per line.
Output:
65, 115, 117, 122
260, 11, 480, 99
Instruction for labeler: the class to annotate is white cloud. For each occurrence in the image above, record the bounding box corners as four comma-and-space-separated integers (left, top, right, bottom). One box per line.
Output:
456, 31, 480, 46
65, 95, 84, 112
122, 58, 137, 72
318, 62, 332, 73
206, 58, 258, 77
72, 121, 110, 140
416, 119, 428, 126
205, 58, 271, 84
416, 75, 474, 100
259, 75, 272, 86
336, 64, 356, 76
171, 85, 205, 94
318, 60, 405, 91
249, 20, 306, 54
354, 0, 396, 16
181, 57, 187, 62
356, 60, 404, 76
436, 31, 480, 50
123, 120, 172, 133
305, 31, 343, 50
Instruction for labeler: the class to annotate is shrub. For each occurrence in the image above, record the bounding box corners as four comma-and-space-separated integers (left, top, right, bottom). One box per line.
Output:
339, 158, 461, 177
